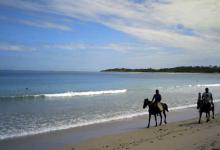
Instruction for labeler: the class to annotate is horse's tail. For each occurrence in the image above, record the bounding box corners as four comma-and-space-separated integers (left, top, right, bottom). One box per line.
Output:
163, 103, 169, 112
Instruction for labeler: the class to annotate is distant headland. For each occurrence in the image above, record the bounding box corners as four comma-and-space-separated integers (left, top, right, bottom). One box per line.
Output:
101, 66, 220, 73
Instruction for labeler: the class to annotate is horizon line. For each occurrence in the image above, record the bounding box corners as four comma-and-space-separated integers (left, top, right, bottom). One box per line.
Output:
1, 65, 220, 73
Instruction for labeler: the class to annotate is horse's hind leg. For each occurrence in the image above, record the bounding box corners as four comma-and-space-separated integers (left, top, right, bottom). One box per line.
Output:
159, 113, 162, 126
212, 110, 214, 119
147, 114, 151, 128
198, 112, 202, 124
163, 111, 167, 124
206, 112, 210, 122
154, 115, 157, 127
212, 106, 215, 119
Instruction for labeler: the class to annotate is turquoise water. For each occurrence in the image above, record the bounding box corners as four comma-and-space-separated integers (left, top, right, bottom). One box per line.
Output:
0, 71, 220, 139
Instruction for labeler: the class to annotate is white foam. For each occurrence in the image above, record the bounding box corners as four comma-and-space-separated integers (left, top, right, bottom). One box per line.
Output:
0, 89, 127, 99
0, 111, 147, 140
42, 89, 127, 98
169, 104, 196, 110
197, 84, 220, 87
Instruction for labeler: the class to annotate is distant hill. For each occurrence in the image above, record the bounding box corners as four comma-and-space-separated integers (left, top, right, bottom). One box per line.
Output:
101, 66, 220, 73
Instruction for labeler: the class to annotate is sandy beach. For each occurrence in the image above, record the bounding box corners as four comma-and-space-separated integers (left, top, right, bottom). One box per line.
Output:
54, 113, 220, 150
54, 115, 220, 150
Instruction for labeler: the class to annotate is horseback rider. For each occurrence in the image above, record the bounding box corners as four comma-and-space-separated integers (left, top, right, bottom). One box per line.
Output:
152, 89, 163, 111
202, 88, 213, 108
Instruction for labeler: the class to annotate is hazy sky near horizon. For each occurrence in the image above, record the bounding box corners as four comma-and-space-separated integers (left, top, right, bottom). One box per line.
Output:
0, 0, 220, 71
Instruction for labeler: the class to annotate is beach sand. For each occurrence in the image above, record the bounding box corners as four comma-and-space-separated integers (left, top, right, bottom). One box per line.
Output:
54, 114, 220, 150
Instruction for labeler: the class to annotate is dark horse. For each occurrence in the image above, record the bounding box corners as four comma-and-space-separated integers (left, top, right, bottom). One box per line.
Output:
197, 100, 214, 124
143, 98, 169, 128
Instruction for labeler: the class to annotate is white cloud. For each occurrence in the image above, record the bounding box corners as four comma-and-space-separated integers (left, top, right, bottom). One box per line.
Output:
0, 42, 150, 53
0, 43, 36, 51
18, 19, 72, 31
43, 42, 168, 54
0, 15, 72, 31
1, 0, 220, 62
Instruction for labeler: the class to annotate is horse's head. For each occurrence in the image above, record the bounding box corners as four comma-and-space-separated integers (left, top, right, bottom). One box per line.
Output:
143, 98, 150, 109
197, 100, 202, 109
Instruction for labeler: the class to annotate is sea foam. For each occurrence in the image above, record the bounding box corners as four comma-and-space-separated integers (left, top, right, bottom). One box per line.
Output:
0, 89, 127, 99
197, 84, 220, 87
41, 89, 127, 97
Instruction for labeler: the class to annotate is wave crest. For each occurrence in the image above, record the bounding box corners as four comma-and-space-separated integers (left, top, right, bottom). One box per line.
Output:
196, 84, 220, 87
0, 89, 127, 99
42, 89, 127, 97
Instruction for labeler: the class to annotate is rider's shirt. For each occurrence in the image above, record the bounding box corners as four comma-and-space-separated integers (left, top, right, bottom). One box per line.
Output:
202, 92, 213, 103
153, 94, 161, 102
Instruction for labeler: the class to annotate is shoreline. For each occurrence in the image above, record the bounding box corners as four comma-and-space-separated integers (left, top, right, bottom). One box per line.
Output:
1, 101, 220, 150
55, 114, 220, 150
1, 100, 220, 141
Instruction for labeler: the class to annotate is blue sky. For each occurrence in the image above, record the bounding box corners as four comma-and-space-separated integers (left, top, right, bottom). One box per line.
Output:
0, 0, 220, 71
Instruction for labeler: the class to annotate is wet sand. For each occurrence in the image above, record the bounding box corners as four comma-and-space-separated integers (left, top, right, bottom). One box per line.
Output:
1, 102, 220, 150
54, 114, 220, 150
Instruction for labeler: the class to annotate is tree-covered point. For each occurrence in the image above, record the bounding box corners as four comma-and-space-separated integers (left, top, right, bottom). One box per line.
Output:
101, 66, 220, 73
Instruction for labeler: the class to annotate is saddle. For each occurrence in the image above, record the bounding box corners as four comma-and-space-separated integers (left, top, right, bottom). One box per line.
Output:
152, 102, 163, 112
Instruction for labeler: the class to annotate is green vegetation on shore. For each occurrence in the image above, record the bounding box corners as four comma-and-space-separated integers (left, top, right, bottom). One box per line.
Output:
101, 66, 220, 73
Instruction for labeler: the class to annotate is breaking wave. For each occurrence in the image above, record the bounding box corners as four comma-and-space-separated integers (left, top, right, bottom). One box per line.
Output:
196, 84, 220, 87
0, 89, 127, 99
42, 89, 127, 97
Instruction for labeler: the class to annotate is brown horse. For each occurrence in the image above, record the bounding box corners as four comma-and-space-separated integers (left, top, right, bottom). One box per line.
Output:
197, 100, 214, 124
143, 98, 169, 128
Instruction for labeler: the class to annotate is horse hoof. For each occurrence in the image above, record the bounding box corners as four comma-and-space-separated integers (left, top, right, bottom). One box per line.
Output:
164, 121, 167, 124
147, 126, 150, 128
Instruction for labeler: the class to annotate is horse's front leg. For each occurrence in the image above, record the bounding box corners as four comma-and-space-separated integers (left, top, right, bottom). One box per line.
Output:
198, 112, 202, 124
147, 114, 151, 128
159, 113, 162, 126
154, 114, 157, 127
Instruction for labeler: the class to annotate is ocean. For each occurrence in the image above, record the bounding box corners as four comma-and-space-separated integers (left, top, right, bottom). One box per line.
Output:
0, 71, 220, 140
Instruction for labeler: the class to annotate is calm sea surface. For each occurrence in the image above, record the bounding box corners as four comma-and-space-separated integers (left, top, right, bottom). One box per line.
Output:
0, 71, 220, 139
